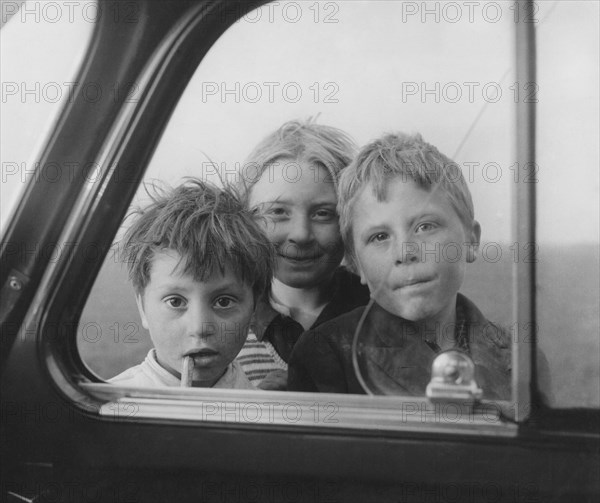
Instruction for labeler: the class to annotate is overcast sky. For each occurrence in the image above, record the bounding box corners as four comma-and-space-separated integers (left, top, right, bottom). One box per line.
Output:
1, 1, 598, 244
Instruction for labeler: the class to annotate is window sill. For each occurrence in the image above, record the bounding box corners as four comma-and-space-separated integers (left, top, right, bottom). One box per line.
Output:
81, 383, 517, 437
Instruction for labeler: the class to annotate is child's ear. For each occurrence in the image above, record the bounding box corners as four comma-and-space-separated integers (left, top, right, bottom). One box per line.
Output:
467, 220, 482, 263
135, 293, 149, 330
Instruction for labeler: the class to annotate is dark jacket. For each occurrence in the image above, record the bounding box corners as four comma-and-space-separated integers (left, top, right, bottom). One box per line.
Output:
288, 293, 512, 401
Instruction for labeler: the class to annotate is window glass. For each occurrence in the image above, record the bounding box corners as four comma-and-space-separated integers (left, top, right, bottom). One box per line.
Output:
79, 1, 518, 404
1, 0, 95, 236
536, 0, 600, 408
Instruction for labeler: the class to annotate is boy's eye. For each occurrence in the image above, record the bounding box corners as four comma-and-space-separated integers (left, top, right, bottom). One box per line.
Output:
253, 203, 285, 216
313, 208, 337, 221
263, 206, 288, 220
415, 222, 437, 233
214, 296, 236, 309
369, 232, 389, 243
165, 296, 186, 309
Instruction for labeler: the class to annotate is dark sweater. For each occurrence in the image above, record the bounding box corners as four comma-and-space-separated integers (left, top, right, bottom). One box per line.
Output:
288, 293, 512, 401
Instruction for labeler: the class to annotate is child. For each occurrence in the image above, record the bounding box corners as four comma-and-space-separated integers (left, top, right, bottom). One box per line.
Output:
288, 132, 512, 400
234, 119, 370, 390
110, 179, 273, 389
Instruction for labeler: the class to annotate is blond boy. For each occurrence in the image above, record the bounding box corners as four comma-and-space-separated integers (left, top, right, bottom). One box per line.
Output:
288, 133, 511, 400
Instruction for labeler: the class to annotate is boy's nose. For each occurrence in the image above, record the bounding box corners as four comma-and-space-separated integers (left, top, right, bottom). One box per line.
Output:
393, 238, 420, 265
187, 304, 216, 338
287, 214, 313, 244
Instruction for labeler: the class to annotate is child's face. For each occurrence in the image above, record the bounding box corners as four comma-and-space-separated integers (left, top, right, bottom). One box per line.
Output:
351, 177, 480, 324
136, 249, 254, 387
249, 159, 344, 289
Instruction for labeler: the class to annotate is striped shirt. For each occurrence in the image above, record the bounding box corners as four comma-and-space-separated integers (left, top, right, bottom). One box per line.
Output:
235, 331, 288, 386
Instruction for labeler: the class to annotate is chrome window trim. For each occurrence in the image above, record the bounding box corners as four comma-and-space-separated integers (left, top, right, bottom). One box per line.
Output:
82, 383, 517, 438
511, 0, 536, 422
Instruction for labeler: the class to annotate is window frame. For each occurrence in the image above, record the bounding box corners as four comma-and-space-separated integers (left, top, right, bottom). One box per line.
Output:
6, 0, 546, 438
511, 0, 536, 422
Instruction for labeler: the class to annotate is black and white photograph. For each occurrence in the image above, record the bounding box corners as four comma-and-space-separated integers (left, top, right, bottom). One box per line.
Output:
1, 0, 599, 501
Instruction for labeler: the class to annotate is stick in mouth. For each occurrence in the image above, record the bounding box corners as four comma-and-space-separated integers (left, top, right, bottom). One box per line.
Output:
180, 355, 194, 387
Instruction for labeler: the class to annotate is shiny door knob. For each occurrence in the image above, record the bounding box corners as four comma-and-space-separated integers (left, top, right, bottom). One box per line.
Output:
426, 350, 482, 403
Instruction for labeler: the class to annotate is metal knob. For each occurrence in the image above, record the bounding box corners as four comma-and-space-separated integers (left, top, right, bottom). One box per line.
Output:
426, 350, 482, 403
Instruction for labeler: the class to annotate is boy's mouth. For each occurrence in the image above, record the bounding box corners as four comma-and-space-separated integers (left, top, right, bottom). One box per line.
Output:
185, 348, 219, 363
278, 253, 322, 263
395, 275, 435, 289
277, 246, 324, 262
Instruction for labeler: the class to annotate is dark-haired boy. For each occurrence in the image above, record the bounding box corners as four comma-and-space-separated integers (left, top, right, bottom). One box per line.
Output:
110, 179, 273, 389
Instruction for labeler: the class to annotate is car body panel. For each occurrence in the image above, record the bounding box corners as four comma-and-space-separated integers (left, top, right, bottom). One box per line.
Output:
1, 1, 598, 501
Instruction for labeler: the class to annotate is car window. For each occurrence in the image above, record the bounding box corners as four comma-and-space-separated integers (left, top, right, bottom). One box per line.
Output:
1, 0, 95, 237
73, 0, 599, 425
78, 0, 516, 402
536, 0, 600, 408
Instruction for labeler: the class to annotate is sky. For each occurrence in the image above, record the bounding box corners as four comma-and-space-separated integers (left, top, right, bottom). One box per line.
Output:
1, 0, 599, 245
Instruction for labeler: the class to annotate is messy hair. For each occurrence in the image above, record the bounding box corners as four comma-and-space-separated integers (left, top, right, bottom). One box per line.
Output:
236, 118, 357, 202
338, 132, 475, 272
122, 178, 273, 298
